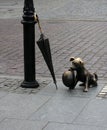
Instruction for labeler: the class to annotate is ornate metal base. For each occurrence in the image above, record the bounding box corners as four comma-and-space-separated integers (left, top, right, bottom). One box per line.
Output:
21, 80, 39, 88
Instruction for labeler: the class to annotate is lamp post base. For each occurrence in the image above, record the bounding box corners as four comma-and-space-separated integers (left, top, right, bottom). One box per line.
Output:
21, 80, 39, 88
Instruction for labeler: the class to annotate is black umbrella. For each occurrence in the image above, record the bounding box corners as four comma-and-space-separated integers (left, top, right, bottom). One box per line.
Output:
35, 14, 57, 89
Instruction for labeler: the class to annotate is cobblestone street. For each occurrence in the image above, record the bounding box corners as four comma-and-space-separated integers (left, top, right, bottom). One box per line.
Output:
0, 19, 107, 80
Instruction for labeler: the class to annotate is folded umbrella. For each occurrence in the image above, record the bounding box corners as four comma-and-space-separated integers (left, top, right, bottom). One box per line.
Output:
36, 14, 57, 89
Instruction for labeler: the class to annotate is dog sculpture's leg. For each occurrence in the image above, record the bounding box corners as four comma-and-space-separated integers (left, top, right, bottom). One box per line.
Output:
79, 83, 85, 86
83, 77, 89, 92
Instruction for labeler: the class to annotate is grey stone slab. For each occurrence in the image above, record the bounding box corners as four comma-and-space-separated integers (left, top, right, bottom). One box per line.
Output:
29, 96, 89, 123
0, 93, 51, 119
0, 92, 8, 99
0, 118, 47, 130
37, 82, 59, 96
44, 122, 107, 130
38, 81, 103, 99
0, 113, 6, 123
73, 98, 107, 127
64, 81, 103, 99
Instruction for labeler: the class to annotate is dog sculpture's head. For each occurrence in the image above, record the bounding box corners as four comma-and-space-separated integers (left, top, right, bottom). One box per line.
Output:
70, 57, 84, 70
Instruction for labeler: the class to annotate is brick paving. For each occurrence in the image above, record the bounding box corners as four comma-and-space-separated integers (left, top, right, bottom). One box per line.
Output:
0, 19, 107, 80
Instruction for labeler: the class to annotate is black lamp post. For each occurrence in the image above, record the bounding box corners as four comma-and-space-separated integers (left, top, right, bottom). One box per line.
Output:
21, 0, 39, 88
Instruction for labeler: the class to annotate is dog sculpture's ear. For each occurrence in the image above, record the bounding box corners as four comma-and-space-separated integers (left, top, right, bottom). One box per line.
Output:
70, 57, 75, 61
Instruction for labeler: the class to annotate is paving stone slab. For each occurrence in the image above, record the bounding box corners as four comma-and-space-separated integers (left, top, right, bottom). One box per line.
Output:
0, 118, 47, 130
29, 95, 89, 123
0, 93, 51, 120
38, 80, 105, 99
73, 98, 107, 127
44, 122, 107, 130
0, 92, 8, 99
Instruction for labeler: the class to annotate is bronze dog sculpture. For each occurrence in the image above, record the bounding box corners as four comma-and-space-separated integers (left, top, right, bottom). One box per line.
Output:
70, 57, 98, 92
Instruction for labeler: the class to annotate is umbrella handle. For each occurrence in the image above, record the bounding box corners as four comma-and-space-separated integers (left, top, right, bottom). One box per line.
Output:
34, 14, 43, 35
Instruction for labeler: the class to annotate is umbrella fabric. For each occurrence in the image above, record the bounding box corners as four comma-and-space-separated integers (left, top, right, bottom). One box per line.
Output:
37, 34, 57, 89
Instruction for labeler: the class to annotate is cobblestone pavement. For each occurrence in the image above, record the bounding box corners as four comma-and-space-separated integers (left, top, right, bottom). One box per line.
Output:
0, 19, 107, 80
1, 0, 107, 21
0, 76, 51, 94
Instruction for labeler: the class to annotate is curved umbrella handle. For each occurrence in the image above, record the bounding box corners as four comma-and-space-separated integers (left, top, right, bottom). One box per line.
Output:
35, 14, 43, 35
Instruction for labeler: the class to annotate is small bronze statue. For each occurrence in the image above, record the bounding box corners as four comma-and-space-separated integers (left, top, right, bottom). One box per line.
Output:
62, 57, 98, 92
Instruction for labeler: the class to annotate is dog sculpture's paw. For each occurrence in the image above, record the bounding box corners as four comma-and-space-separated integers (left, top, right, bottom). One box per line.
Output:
83, 88, 88, 92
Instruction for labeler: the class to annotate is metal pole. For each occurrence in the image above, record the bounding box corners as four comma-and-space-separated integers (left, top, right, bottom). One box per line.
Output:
21, 0, 39, 88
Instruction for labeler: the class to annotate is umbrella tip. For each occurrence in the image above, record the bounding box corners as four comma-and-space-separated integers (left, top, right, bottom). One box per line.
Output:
55, 83, 58, 90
